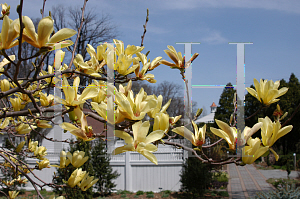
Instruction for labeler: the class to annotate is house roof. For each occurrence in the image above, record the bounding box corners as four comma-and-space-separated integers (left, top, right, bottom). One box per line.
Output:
210, 102, 217, 107
194, 112, 215, 124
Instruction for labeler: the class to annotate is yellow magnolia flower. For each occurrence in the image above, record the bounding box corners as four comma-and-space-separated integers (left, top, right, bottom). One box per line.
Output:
1, 3, 10, 16
60, 107, 95, 141
112, 121, 165, 165
8, 191, 19, 199
259, 116, 293, 147
29, 139, 38, 152
73, 53, 103, 77
66, 150, 89, 168
115, 88, 157, 121
242, 137, 269, 164
59, 77, 99, 107
0, 16, 19, 50
39, 93, 54, 107
258, 116, 292, 161
15, 16, 76, 49
172, 121, 206, 146
52, 150, 70, 168
0, 117, 10, 129
15, 141, 25, 153
34, 146, 47, 160
153, 112, 169, 133
108, 39, 145, 75
169, 115, 182, 125
246, 78, 288, 106
147, 95, 171, 118
118, 80, 132, 97
77, 172, 99, 191
10, 97, 22, 111
16, 123, 36, 134
134, 52, 158, 83
91, 96, 125, 124
0, 55, 15, 72
210, 119, 262, 150
13, 176, 28, 184
161, 45, 199, 70
68, 168, 86, 188
90, 80, 106, 103
36, 119, 52, 129
37, 158, 50, 169
114, 39, 144, 56
0, 79, 10, 92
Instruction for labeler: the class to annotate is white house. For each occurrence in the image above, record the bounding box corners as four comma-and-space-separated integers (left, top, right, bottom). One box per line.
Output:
195, 102, 217, 124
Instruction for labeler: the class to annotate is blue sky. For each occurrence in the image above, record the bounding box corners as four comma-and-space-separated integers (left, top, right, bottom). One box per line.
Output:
6, 0, 300, 115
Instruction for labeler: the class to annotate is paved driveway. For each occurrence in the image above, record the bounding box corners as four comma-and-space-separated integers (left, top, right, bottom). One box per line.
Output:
226, 163, 299, 199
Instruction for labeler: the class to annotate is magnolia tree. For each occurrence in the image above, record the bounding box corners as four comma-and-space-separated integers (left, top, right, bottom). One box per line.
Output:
0, 1, 296, 199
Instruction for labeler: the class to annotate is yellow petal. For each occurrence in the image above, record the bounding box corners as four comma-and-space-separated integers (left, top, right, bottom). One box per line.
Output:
1, 15, 9, 48
78, 87, 99, 101
37, 16, 54, 47
144, 144, 158, 152
269, 147, 279, 161
144, 130, 164, 144
139, 150, 158, 165
22, 16, 37, 43
135, 121, 150, 143
215, 119, 235, 144
114, 130, 133, 144
275, 125, 293, 143
172, 127, 194, 144
48, 28, 77, 44
60, 122, 78, 131
112, 145, 134, 155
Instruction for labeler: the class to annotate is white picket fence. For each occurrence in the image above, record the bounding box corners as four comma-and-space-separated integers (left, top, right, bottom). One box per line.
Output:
109, 140, 185, 192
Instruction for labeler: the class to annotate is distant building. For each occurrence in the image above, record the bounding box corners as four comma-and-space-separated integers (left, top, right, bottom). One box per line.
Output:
195, 102, 217, 124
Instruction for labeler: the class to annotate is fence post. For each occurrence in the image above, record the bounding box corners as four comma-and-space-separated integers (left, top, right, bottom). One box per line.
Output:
125, 151, 132, 191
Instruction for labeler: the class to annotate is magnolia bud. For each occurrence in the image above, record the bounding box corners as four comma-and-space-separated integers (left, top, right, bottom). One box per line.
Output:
281, 112, 288, 120
276, 104, 281, 112
196, 108, 203, 118
0, 79, 10, 92
229, 114, 233, 124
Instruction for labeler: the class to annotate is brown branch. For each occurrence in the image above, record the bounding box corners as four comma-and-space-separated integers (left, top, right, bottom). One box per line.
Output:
0, 152, 44, 199
68, 0, 88, 68
42, 0, 46, 18
140, 8, 149, 47
245, 105, 264, 120
15, 0, 24, 82
0, 107, 67, 119
202, 138, 223, 148
281, 102, 300, 127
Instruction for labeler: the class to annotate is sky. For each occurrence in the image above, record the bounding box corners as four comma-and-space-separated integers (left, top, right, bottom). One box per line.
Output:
5, 0, 300, 116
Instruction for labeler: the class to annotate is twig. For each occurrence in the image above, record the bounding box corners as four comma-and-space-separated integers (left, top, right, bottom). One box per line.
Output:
281, 102, 300, 127
15, 0, 24, 82
68, 0, 88, 68
140, 8, 149, 47
41, 0, 46, 18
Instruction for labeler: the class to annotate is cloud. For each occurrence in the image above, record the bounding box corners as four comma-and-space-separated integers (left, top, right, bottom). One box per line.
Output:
194, 28, 228, 45
147, 25, 171, 34
201, 30, 228, 45
160, 0, 300, 14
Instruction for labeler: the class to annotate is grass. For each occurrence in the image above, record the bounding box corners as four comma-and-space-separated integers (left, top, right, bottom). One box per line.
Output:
136, 190, 144, 195
266, 178, 299, 189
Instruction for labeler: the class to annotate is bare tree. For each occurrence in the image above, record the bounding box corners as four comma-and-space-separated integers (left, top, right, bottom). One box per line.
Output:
51, 5, 118, 61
